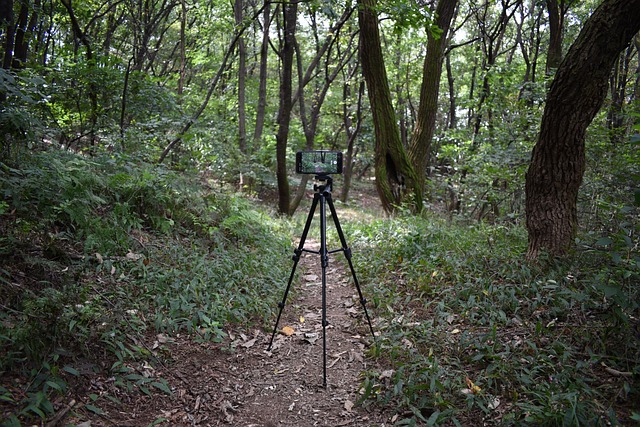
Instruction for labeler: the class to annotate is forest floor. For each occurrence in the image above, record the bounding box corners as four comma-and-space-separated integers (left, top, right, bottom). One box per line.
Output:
58, 241, 392, 427
52, 184, 396, 427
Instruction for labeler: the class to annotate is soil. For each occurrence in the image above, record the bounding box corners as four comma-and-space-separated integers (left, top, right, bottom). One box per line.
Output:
52, 239, 393, 427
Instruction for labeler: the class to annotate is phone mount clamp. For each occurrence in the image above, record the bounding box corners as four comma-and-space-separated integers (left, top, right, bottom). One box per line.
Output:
267, 174, 376, 388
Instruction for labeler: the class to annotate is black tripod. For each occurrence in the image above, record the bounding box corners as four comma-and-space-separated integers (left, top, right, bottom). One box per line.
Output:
267, 174, 376, 388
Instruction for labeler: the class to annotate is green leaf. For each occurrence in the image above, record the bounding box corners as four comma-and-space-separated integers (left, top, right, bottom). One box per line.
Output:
151, 381, 172, 394
63, 365, 80, 376
45, 380, 63, 391
85, 404, 105, 415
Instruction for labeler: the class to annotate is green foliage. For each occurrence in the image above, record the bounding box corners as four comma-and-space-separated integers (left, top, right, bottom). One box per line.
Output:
0, 69, 46, 160
346, 213, 639, 425
0, 148, 290, 424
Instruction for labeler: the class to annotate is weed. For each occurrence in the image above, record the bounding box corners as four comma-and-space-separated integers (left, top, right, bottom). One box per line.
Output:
347, 212, 639, 425
0, 149, 291, 424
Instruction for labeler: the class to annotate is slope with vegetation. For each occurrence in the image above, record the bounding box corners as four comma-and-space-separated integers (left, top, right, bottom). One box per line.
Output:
1, 0, 639, 424
0, 149, 292, 425
1, 138, 638, 425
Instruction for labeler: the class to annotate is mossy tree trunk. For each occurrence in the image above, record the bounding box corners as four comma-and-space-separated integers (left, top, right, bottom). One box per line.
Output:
357, 0, 418, 213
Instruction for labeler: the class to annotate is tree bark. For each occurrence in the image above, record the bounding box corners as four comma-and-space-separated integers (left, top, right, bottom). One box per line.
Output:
357, 0, 418, 213
234, 0, 247, 154
525, 0, 640, 259
253, 2, 270, 145
275, 1, 297, 215
545, 0, 573, 74
341, 79, 364, 204
408, 0, 457, 209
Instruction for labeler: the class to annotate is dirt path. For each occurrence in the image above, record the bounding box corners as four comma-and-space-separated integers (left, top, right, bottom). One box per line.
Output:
67, 239, 391, 427
226, 240, 386, 427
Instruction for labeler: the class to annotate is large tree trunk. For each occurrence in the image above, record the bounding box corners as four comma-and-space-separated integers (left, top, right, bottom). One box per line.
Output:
275, 1, 297, 215
357, 0, 418, 213
408, 0, 457, 209
525, 0, 640, 260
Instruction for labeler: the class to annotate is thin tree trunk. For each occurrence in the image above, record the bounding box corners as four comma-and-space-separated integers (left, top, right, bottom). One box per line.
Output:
234, 0, 247, 154
253, 2, 270, 145
275, 1, 297, 215
178, 0, 186, 98
341, 80, 365, 203
408, 0, 457, 209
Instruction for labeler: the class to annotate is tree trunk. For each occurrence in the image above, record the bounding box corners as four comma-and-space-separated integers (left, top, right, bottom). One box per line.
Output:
545, 0, 568, 74
61, 0, 98, 146
253, 2, 270, 145
234, 0, 247, 154
341, 80, 364, 204
408, 0, 457, 209
275, 1, 297, 215
1, 0, 14, 71
525, 0, 640, 259
357, 0, 418, 213
178, 0, 187, 98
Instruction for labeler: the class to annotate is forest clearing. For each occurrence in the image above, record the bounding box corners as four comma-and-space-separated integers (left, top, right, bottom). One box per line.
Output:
1, 0, 640, 425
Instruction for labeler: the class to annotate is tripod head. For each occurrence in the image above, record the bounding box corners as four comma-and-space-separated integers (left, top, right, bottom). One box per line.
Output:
313, 174, 333, 194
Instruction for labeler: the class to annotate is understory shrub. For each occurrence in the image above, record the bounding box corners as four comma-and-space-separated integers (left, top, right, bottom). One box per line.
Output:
346, 213, 639, 425
0, 148, 290, 424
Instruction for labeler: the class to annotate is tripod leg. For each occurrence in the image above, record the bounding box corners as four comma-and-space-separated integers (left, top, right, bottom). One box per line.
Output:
319, 193, 329, 388
268, 194, 320, 351
325, 193, 376, 343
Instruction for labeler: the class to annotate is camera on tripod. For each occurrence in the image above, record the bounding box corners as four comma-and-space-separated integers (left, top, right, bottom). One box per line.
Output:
296, 150, 343, 175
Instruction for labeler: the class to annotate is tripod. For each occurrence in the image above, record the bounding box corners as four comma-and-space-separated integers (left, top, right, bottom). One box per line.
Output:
267, 174, 376, 388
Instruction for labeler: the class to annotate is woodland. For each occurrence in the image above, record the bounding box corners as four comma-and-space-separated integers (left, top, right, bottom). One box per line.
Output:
1, 0, 640, 425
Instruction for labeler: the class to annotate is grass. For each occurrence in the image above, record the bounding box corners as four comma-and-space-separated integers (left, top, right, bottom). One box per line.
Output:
1, 147, 638, 426
343, 213, 639, 425
0, 149, 292, 425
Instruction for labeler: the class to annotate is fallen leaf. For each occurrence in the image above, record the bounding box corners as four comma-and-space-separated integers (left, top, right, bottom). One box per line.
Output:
157, 333, 173, 344
299, 316, 305, 323
126, 251, 144, 261
379, 369, 394, 379
282, 326, 295, 336
487, 396, 500, 410
241, 338, 257, 348
303, 332, 318, 344
465, 377, 482, 394
220, 400, 235, 423
95, 253, 103, 263
303, 274, 318, 282
451, 328, 461, 334
344, 400, 354, 411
